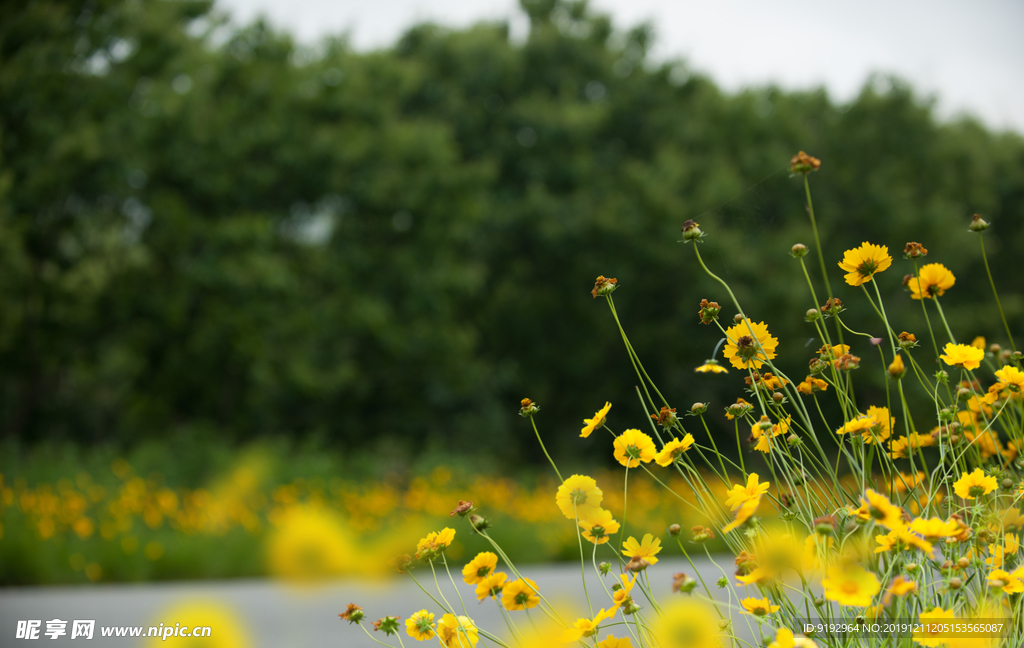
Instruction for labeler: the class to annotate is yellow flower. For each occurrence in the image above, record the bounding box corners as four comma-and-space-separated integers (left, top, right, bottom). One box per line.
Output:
145, 600, 249, 648
461, 552, 497, 585
914, 608, 955, 648
650, 599, 720, 648
579, 508, 620, 545
740, 597, 779, 617
818, 344, 850, 359
821, 565, 881, 606
610, 573, 637, 611
405, 610, 436, 641
995, 366, 1024, 392
908, 517, 959, 540
723, 319, 779, 369
971, 336, 986, 349
888, 354, 905, 379
882, 576, 918, 605
613, 429, 656, 468
560, 608, 614, 642
768, 628, 818, 648
953, 468, 997, 499
501, 577, 540, 611
987, 568, 1024, 594
940, 343, 984, 370
797, 375, 828, 395
888, 432, 935, 459
436, 614, 479, 648
695, 359, 729, 374
723, 497, 760, 533
908, 263, 955, 300
555, 474, 603, 520
654, 434, 694, 467
597, 636, 633, 648
622, 534, 662, 566
874, 525, 933, 554
474, 572, 507, 601
581, 402, 612, 438
835, 414, 876, 438
725, 473, 771, 510
864, 406, 893, 444
861, 490, 904, 530
416, 528, 456, 560
266, 505, 355, 581
752, 416, 790, 454
838, 242, 892, 286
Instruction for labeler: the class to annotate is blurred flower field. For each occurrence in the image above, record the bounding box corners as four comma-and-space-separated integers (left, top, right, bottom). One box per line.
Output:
0, 442, 742, 586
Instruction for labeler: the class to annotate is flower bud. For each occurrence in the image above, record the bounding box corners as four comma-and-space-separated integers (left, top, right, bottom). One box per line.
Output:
814, 515, 836, 536
1013, 351, 1023, 362
805, 308, 820, 322
734, 313, 744, 323
808, 358, 827, 374
340, 604, 365, 624
906, 563, 919, 573
716, 576, 728, 588
690, 402, 707, 415
956, 557, 970, 569
469, 514, 490, 531
772, 392, 784, 404
450, 500, 474, 517
949, 577, 962, 590
668, 524, 681, 537
787, 434, 801, 447
888, 354, 905, 379
814, 597, 825, 607
969, 214, 989, 232
519, 398, 540, 417
691, 525, 714, 543
903, 242, 928, 259
1002, 478, 1014, 491
681, 219, 704, 242
718, 619, 730, 631
935, 370, 949, 384
898, 332, 918, 349
672, 572, 697, 594
989, 343, 1001, 355
591, 275, 618, 298
790, 151, 821, 174
791, 243, 808, 257
599, 562, 611, 576
697, 299, 721, 325
956, 387, 971, 401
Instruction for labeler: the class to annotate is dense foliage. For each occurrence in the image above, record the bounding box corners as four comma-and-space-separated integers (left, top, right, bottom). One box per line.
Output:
2, 0, 1023, 465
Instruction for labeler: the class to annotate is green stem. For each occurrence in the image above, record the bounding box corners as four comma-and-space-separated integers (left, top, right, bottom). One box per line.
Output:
979, 233, 1016, 352
529, 415, 563, 482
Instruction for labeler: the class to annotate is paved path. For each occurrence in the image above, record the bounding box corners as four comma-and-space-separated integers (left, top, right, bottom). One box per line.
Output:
1, 557, 765, 647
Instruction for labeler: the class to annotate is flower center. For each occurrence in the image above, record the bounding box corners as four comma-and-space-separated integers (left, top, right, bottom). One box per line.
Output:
840, 581, 860, 595
736, 335, 758, 358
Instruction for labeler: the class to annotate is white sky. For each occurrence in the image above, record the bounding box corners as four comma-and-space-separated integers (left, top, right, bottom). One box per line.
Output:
215, 0, 1024, 134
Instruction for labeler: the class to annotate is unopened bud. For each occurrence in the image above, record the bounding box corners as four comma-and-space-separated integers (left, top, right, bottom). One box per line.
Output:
734, 313, 744, 323
599, 562, 611, 576
716, 576, 728, 588
1012, 351, 1023, 362
791, 243, 808, 258
519, 398, 540, 417
969, 214, 989, 232
949, 577, 962, 590
1002, 479, 1014, 491
906, 563, 919, 574
690, 402, 707, 415
989, 343, 1001, 355
772, 392, 784, 404
681, 219, 704, 242
668, 524, 681, 537
469, 514, 490, 531
805, 308, 821, 322
956, 557, 970, 569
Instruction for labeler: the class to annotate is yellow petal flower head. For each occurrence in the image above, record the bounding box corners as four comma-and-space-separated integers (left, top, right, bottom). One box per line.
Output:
908, 517, 959, 541
650, 599, 720, 648
914, 608, 956, 648
621, 533, 662, 566
769, 628, 818, 648
987, 568, 1024, 594
415, 528, 456, 561
581, 402, 612, 438
752, 416, 790, 454
405, 610, 436, 641
908, 263, 955, 300
838, 242, 892, 286
940, 343, 984, 370
579, 508, 620, 545
882, 576, 918, 605
873, 525, 933, 554
560, 608, 614, 642
860, 489, 904, 530
888, 433, 935, 459
474, 572, 507, 601
835, 414, 876, 438
461, 552, 498, 585
821, 564, 881, 606
740, 597, 780, 617
555, 474, 603, 520
797, 375, 828, 395
695, 359, 729, 374
995, 366, 1024, 392
723, 497, 760, 533
610, 573, 637, 611
597, 636, 633, 648
723, 319, 779, 370
501, 577, 540, 611
654, 434, 695, 467
725, 473, 771, 510
953, 468, 997, 499
436, 614, 479, 648
613, 429, 656, 468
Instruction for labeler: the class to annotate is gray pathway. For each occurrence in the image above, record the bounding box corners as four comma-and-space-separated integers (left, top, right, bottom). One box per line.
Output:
1, 557, 768, 647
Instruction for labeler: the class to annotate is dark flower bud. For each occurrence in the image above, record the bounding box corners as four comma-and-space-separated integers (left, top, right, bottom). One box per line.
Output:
790, 151, 821, 174
969, 214, 989, 232
681, 219, 704, 242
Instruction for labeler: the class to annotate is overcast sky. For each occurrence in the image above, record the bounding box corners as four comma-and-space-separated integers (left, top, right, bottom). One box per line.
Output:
215, 0, 1024, 134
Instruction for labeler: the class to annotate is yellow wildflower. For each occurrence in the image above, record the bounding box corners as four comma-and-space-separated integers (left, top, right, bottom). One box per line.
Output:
861, 490, 904, 530
579, 509, 620, 545
654, 434, 694, 467
501, 578, 540, 611
723, 498, 760, 533
555, 474, 603, 520
561, 608, 613, 642
405, 610, 436, 641
695, 359, 729, 374
995, 366, 1024, 392
581, 402, 612, 438
940, 343, 984, 370
953, 468, 997, 500
768, 628, 818, 648
797, 375, 828, 395
436, 614, 478, 648
461, 552, 497, 585
838, 242, 892, 286
908, 517, 959, 540
725, 473, 770, 510
474, 572, 507, 601
914, 608, 955, 648
740, 597, 779, 617
597, 636, 633, 648
908, 263, 955, 300
622, 534, 662, 566
821, 565, 881, 606
722, 319, 779, 370
613, 429, 656, 468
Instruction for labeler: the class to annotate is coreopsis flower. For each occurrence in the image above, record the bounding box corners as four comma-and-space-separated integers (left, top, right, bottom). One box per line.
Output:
651, 599, 720, 648
474, 572, 507, 601
340, 603, 364, 624
723, 498, 760, 533
654, 434, 695, 466
579, 508, 620, 544
405, 610, 436, 640
723, 319, 779, 370
861, 489, 905, 530
726, 473, 771, 510
695, 359, 729, 374
797, 375, 828, 395
581, 402, 612, 438
908, 517, 959, 540
897, 331, 918, 349
613, 429, 656, 467
903, 242, 928, 259
888, 354, 905, 379
461, 552, 498, 585
953, 468, 997, 499
746, 371, 788, 391
769, 628, 818, 648
752, 416, 790, 454
790, 151, 821, 173
864, 406, 893, 444
610, 573, 637, 612
908, 263, 956, 300
680, 219, 704, 241
501, 578, 540, 611
822, 565, 881, 606
555, 474, 603, 520
889, 433, 935, 459
874, 526, 933, 554
834, 353, 861, 371
415, 528, 456, 560
519, 398, 540, 417
940, 342, 985, 370
817, 344, 851, 359
995, 366, 1024, 392
597, 636, 633, 648
740, 597, 779, 617
970, 336, 986, 349
561, 608, 614, 642
987, 568, 1024, 594
835, 414, 876, 439
697, 298, 720, 325
591, 275, 618, 298
622, 534, 662, 566
820, 297, 843, 316
914, 608, 956, 648
838, 242, 892, 286
969, 213, 990, 232
436, 614, 479, 648
882, 577, 918, 606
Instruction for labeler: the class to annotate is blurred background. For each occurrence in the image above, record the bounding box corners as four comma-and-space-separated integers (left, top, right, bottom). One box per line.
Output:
1, 0, 1023, 610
